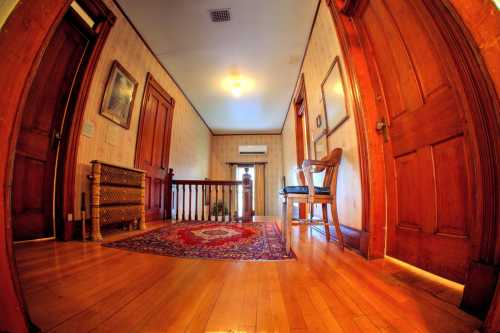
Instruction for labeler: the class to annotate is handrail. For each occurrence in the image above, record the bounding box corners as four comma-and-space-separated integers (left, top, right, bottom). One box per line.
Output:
165, 168, 253, 222
173, 179, 242, 185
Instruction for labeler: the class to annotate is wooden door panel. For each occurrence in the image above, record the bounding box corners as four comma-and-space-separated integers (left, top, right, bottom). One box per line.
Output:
390, 89, 462, 156
152, 100, 167, 171
16, 132, 51, 161
145, 176, 152, 210
434, 136, 470, 236
140, 95, 158, 168
360, 0, 474, 282
383, 0, 447, 98
362, 5, 421, 117
136, 75, 174, 221
395, 153, 422, 230
153, 179, 162, 209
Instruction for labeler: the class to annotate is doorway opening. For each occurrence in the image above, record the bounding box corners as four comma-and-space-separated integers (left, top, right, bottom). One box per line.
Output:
294, 74, 311, 220
236, 166, 255, 217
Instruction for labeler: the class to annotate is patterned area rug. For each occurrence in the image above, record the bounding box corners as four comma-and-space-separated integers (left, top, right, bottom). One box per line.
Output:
103, 222, 295, 261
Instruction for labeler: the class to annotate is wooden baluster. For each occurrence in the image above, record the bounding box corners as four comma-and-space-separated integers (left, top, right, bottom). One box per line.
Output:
222, 185, 225, 222
208, 185, 212, 221
182, 184, 186, 221
195, 185, 199, 221
229, 184, 232, 222
236, 185, 240, 219
176, 184, 179, 221
188, 184, 192, 221
215, 185, 219, 221
165, 168, 174, 220
202, 184, 205, 221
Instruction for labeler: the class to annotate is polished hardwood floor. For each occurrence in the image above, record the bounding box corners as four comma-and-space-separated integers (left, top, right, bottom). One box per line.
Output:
15, 219, 481, 332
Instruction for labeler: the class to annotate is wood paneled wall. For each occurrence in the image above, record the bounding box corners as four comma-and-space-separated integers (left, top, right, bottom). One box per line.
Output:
75, 0, 211, 220
210, 135, 283, 217
281, 0, 363, 230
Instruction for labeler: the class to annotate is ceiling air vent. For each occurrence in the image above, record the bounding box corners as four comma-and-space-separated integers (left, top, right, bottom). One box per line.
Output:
209, 8, 231, 23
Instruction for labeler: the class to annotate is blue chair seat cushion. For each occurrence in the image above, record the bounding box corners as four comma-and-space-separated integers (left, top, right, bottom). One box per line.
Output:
280, 186, 330, 195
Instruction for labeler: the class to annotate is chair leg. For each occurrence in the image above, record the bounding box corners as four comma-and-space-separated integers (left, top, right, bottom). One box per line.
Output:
286, 199, 293, 256
308, 203, 314, 221
321, 204, 331, 241
330, 201, 344, 251
281, 198, 287, 242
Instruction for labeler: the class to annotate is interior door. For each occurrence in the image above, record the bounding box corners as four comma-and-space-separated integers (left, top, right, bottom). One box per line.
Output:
359, 0, 476, 282
135, 75, 174, 221
12, 11, 90, 241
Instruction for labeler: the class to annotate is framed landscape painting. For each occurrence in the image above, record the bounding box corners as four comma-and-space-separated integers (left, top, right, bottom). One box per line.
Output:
321, 56, 349, 135
100, 60, 138, 129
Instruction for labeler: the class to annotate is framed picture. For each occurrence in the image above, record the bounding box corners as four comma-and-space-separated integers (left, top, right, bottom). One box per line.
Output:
314, 130, 328, 160
100, 60, 138, 129
321, 56, 348, 136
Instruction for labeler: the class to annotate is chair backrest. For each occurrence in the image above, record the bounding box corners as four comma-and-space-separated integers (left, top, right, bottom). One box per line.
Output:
303, 148, 343, 196
322, 148, 342, 190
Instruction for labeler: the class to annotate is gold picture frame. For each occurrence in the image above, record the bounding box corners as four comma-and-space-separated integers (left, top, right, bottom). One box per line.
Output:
100, 60, 138, 129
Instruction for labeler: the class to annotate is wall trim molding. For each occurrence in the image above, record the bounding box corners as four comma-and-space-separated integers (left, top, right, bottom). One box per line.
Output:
311, 224, 368, 257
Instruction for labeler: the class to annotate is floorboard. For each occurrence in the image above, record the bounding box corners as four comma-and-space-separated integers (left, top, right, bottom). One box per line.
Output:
14, 219, 481, 332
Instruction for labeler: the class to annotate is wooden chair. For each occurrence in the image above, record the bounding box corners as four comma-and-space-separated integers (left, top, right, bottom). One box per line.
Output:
280, 148, 344, 255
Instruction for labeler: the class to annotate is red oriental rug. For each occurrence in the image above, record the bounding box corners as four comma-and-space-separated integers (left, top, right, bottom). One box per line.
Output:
103, 222, 295, 261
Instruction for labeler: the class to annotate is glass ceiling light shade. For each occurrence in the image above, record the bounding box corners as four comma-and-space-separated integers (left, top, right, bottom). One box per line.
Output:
221, 75, 255, 98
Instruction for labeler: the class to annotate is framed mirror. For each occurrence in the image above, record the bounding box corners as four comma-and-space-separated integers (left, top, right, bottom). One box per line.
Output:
321, 56, 349, 135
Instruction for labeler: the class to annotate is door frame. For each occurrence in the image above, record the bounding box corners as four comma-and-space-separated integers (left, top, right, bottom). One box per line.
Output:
326, 0, 499, 319
293, 74, 312, 219
0, 0, 115, 330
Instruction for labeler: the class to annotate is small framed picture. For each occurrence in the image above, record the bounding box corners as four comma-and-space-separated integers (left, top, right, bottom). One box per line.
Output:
100, 60, 138, 129
321, 56, 349, 136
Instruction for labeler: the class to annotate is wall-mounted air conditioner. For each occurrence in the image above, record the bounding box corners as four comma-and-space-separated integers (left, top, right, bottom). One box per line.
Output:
238, 145, 267, 155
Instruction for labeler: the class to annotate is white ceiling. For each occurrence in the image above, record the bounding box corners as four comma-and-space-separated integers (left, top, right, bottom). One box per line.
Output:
116, 0, 319, 134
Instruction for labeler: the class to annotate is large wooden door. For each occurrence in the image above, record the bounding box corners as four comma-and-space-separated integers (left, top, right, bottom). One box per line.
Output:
12, 11, 90, 241
358, 0, 478, 282
135, 74, 175, 221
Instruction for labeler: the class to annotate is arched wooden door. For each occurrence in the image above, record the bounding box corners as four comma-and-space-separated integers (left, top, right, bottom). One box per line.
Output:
353, 0, 495, 284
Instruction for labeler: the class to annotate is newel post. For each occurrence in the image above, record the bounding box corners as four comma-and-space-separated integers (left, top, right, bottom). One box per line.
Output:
242, 167, 253, 222
165, 168, 174, 220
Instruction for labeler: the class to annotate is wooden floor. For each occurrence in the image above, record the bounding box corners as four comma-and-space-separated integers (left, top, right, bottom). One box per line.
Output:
15, 219, 481, 333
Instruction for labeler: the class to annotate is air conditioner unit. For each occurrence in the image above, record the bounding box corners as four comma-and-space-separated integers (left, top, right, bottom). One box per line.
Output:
238, 145, 267, 155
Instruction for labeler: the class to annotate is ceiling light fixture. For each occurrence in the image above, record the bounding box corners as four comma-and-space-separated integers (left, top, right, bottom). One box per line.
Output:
221, 75, 254, 98
231, 82, 242, 97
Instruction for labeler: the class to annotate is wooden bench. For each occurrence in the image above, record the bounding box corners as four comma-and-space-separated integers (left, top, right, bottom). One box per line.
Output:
89, 160, 146, 241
